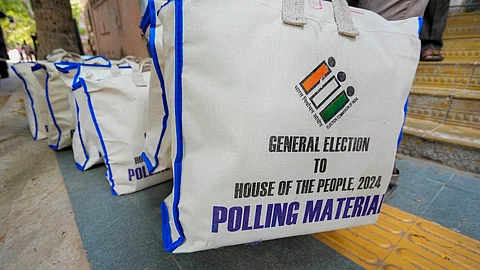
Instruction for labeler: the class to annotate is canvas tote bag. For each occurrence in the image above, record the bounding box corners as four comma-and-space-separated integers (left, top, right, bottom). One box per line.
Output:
55, 57, 125, 170
72, 59, 173, 195
41, 53, 114, 151
37, 52, 81, 150
140, 0, 172, 173
158, 0, 422, 253
11, 63, 49, 140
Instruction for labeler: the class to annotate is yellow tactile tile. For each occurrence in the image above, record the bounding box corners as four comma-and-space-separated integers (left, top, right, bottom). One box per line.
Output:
313, 204, 480, 269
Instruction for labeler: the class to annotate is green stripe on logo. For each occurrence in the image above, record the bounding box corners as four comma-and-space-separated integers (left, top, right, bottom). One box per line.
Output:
320, 91, 349, 123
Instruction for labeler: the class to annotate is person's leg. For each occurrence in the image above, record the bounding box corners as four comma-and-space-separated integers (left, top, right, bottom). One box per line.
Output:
355, 0, 429, 20
420, 0, 450, 61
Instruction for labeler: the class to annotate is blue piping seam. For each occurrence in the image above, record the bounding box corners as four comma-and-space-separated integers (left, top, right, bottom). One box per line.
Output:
11, 65, 39, 140
140, 0, 170, 173
418, 17, 424, 36
157, 0, 173, 16
75, 98, 90, 170
79, 77, 118, 195
44, 72, 62, 150
162, 0, 186, 253
396, 97, 409, 148
31, 63, 45, 71
397, 18, 423, 148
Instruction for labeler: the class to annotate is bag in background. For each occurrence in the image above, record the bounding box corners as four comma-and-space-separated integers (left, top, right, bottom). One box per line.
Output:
72, 59, 172, 194
141, 0, 172, 173
11, 63, 49, 140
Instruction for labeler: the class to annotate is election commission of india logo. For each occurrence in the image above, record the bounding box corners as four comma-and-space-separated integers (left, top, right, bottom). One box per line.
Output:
294, 56, 358, 129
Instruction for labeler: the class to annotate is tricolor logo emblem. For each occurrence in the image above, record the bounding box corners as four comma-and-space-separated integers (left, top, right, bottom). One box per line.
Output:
295, 57, 358, 129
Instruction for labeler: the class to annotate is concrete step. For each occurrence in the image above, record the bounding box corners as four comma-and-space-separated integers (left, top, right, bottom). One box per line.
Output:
442, 38, 480, 62
413, 62, 479, 90
443, 11, 480, 39
399, 117, 480, 174
408, 87, 480, 129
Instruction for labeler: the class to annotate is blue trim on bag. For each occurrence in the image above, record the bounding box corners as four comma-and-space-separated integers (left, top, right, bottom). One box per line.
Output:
418, 17, 424, 36
75, 99, 90, 170
79, 77, 118, 195
396, 97, 409, 148
75, 162, 84, 171
141, 152, 155, 172
11, 65, 40, 140
140, 0, 170, 173
44, 72, 63, 150
162, 0, 185, 253
83, 56, 111, 66
397, 18, 422, 148
55, 62, 81, 73
157, 0, 173, 16
31, 63, 45, 72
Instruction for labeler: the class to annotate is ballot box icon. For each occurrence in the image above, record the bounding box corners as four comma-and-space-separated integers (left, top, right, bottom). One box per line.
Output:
299, 57, 355, 124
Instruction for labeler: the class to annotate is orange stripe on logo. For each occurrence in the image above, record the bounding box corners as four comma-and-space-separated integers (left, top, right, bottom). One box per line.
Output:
301, 63, 331, 94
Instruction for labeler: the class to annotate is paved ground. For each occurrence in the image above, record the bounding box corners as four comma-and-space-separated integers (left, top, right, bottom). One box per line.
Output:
0, 70, 90, 270
1, 68, 479, 269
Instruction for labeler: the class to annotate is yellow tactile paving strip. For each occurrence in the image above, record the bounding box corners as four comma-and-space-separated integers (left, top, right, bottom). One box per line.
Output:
313, 204, 480, 269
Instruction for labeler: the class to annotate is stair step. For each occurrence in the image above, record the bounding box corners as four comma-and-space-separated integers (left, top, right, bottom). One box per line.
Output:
402, 117, 480, 150
407, 89, 451, 122
413, 62, 479, 90
442, 38, 480, 62
407, 87, 480, 129
443, 11, 480, 39
399, 117, 480, 174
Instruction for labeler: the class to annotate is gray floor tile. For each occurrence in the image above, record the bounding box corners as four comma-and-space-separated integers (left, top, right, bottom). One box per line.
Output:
447, 172, 480, 196
56, 150, 172, 270
173, 235, 361, 270
396, 158, 454, 183
421, 186, 480, 241
386, 170, 444, 216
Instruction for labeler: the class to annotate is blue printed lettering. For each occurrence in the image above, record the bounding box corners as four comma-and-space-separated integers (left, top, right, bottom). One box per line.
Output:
335, 198, 346, 219
128, 169, 135, 181
320, 199, 333, 221
351, 196, 365, 217
366, 195, 380, 216
342, 197, 355, 219
303, 200, 323, 223
212, 206, 227, 233
286, 201, 300, 225
228, 207, 242, 232
253, 205, 264, 229
242, 206, 253, 231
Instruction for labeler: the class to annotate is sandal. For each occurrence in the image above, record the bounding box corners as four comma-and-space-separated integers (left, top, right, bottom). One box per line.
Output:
421, 49, 443, 62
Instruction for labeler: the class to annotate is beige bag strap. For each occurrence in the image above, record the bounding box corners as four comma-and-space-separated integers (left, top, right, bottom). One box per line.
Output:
282, 0, 359, 37
61, 53, 84, 63
137, 58, 152, 72
130, 58, 152, 87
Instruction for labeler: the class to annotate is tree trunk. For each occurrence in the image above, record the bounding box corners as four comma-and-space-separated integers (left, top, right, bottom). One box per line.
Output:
31, 0, 80, 59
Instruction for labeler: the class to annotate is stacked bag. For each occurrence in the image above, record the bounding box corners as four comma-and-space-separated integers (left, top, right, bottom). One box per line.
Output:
14, 0, 422, 253
12, 50, 172, 195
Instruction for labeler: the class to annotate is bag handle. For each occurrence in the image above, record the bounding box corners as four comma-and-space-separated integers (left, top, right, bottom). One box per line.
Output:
137, 58, 152, 72
60, 53, 84, 63
282, 0, 359, 37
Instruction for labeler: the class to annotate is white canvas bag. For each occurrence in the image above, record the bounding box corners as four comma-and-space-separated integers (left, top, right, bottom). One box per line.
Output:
73, 59, 173, 195
40, 53, 113, 151
37, 53, 81, 150
159, 0, 422, 253
55, 57, 123, 170
141, 0, 172, 173
11, 63, 49, 140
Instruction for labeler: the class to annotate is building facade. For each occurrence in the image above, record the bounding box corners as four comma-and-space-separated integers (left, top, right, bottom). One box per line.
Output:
81, 0, 149, 59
